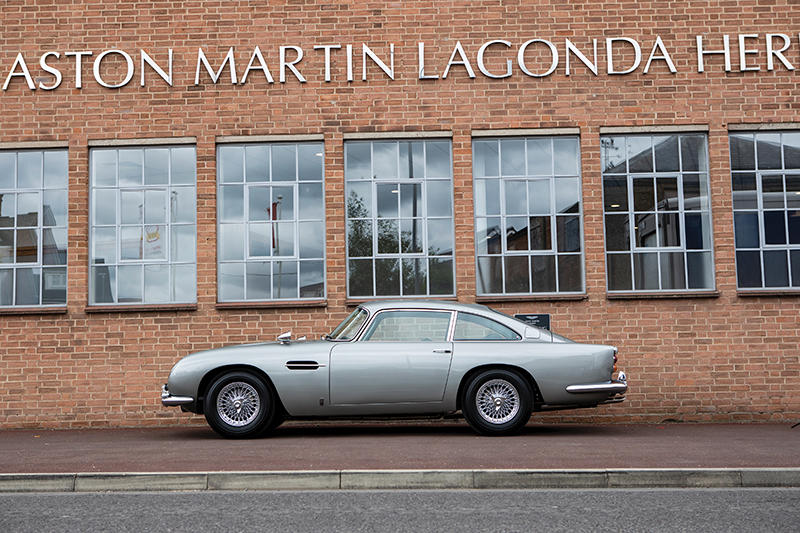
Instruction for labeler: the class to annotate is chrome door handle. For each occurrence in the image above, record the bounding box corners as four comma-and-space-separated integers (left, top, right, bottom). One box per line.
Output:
432, 349, 451, 354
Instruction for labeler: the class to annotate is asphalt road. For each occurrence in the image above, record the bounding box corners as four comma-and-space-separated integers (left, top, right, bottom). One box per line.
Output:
1, 488, 798, 532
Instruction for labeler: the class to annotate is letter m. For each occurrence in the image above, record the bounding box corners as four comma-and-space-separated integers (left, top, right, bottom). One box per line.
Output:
195, 47, 237, 84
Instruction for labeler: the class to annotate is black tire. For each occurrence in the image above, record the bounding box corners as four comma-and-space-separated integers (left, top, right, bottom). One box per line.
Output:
203, 371, 276, 438
461, 369, 532, 436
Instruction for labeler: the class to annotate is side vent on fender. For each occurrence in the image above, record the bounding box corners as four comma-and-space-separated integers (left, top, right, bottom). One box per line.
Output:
286, 360, 325, 370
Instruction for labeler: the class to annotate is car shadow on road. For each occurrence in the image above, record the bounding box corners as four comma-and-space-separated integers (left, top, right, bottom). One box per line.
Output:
169, 421, 619, 440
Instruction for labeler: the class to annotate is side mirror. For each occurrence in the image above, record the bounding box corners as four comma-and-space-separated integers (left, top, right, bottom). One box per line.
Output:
277, 331, 292, 344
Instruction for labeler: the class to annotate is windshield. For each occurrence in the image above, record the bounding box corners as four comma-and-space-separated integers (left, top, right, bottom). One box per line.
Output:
327, 308, 368, 340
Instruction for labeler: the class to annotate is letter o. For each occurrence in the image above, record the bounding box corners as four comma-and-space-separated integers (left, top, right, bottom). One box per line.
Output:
517, 39, 559, 78
93, 49, 135, 88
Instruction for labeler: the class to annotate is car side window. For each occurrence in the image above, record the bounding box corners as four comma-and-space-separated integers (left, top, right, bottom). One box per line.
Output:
361, 310, 451, 342
453, 313, 520, 341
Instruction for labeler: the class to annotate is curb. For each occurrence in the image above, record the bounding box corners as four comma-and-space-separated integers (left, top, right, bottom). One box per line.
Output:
0, 468, 798, 492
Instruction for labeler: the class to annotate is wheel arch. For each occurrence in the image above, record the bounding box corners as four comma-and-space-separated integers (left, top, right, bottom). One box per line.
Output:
455, 364, 543, 411
196, 364, 286, 416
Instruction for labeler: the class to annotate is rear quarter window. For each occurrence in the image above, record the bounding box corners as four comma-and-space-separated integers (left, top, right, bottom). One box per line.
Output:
453, 313, 520, 341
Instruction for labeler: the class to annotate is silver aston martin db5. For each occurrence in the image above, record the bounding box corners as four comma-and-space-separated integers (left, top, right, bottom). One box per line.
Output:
161, 300, 627, 437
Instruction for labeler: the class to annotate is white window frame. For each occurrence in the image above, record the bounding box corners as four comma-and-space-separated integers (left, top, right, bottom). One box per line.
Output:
216, 141, 326, 302
472, 135, 585, 296
602, 133, 715, 293
0, 148, 68, 307
88, 145, 197, 305
344, 139, 456, 298
730, 131, 800, 290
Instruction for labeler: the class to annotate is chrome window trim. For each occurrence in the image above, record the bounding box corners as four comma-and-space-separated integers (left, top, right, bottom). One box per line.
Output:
356, 308, 456, 343
452, 311, 523, 342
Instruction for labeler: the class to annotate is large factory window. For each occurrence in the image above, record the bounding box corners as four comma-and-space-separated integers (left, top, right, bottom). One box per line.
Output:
601, 133, 714, 292
730, 131, 800, 289
473, 136, 584, 295
89, 146, 197, 305
0, 149, 68, 307
345, 139, 455, 297
217, 142, 325, 301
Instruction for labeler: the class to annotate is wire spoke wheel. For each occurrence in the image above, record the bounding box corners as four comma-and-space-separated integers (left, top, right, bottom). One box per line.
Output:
216, 381, 261, 427
475, 378, 520, 425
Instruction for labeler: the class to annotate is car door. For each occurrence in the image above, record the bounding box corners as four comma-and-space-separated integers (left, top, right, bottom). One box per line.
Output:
329, 309, 454, 405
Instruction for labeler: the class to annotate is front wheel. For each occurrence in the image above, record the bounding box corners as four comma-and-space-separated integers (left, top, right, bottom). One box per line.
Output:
203, 371, 276, 438
462, 369, 532, 436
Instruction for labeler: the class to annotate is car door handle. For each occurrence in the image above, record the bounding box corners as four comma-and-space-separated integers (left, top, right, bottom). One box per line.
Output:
432, 349, 451, 354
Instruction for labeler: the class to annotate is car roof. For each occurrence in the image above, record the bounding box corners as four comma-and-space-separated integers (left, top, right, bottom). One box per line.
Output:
357, 299, 494, 314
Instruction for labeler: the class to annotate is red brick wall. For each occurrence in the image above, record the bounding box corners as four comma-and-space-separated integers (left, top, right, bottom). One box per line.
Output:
1, 0, 798, 428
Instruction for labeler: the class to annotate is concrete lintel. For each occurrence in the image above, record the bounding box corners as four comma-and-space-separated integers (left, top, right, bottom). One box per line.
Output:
342, 131, 452, 140
727, 122, 800, 131
88, 137, 196, 147
599, 124, 709, 134
471, 128, 580, 137
0, 141, 68, 150
216, 134, 324, 144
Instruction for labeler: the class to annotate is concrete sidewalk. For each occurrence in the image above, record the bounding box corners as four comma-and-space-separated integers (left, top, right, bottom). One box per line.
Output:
1, 422, 798, 491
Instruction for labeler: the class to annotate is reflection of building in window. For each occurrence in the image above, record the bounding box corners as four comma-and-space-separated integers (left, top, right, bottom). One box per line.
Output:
89, 146, 197, 305
0, 149, 68, 307
345, 139, 455, 297
730, 132, 800, 289
473, 136, 583, 295
217, 142, 325, 301
602, 133, 714, 292
362, 310, 451, 341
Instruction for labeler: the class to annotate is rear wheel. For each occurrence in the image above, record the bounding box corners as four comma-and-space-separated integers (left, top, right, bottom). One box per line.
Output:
462, 369, 532, 436
203, 371, 276, 438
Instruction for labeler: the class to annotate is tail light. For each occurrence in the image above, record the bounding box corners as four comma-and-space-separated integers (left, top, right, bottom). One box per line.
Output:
613, 347, 618, 373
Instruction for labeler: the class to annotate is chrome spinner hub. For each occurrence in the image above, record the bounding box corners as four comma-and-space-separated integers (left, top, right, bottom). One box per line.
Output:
217, 381, 260, 427
476, 379, 520, 425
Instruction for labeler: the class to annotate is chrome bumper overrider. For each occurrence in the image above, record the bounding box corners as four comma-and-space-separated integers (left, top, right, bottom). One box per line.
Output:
161, 384, 194, 407
565, 371, 628, 395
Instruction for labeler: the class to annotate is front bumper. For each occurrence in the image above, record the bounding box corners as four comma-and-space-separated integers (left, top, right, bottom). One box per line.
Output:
161, 384, 194, 407
565, 371, 628, 396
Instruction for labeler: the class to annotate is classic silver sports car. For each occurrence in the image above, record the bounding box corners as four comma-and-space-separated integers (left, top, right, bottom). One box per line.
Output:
161, 300, 627, 437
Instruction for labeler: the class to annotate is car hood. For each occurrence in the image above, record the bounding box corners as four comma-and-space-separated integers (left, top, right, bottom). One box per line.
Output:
169, 339, 331, 380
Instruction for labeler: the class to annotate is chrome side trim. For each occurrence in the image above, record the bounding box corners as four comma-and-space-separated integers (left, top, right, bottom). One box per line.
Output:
161, 384, 194, 407
566, 380, 628, 395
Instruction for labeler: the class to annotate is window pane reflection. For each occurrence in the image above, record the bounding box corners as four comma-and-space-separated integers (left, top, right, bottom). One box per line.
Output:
474, 136, 583, 295
347, 140, 454, 297
219, 142, 323, 301
605, 134, 713, 292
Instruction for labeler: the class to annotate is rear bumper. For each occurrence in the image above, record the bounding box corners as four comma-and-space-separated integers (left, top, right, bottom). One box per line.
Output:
161, 384, 194, 407
565, 371, 628, 396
